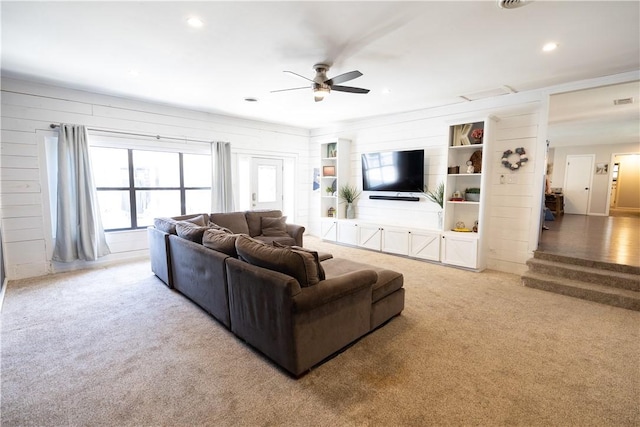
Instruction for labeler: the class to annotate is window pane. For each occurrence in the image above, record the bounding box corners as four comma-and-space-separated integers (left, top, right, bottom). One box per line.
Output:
184, 154, 212, 187
97, 191, 131, 230
132, 151, 179, 187
91, 147, 129, 187
257, 165, 276, 202
185, 189, 211, 214
136, 190, 181, 227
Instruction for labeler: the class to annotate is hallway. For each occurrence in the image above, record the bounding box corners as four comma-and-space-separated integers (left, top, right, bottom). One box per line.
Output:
539, 214, 640, 268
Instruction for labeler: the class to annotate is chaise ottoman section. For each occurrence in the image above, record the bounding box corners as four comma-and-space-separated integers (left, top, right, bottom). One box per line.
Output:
320, 258, 404, 330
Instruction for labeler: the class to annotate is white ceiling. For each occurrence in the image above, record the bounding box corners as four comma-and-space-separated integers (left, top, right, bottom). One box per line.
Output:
1, 1, 639, 130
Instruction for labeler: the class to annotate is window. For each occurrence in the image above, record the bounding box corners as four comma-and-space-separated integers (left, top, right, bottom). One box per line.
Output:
91, 147, 211, 231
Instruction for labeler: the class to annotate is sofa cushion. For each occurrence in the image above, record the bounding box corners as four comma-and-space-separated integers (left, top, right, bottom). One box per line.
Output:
260, 216, 288, 237
202, 229, 241, 257
175, 222, 209, 244
154, 214, 206, 235
321, 258, 403, 303
209, 212, 250, 235
236, 235, 320, 287
273, 242, 326, 281
245, 210, 283, 237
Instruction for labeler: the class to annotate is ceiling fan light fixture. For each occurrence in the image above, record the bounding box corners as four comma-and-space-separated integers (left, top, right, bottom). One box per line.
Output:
313, 83, 331, 100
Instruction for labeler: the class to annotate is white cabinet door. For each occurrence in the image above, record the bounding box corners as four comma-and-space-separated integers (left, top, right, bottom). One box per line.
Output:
321, 220, 337, 241
358, 224, 382, 251
337, 221, 359, 246
441, 233, 478, 268
382, 227, 409, 255
409, 230, 440, 261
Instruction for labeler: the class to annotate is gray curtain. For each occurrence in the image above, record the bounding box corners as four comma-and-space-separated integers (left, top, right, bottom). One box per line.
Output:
212, 141, 234, 213
53, 124, 110, 262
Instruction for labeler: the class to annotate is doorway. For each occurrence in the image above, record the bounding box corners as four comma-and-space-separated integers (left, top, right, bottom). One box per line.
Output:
236, 155, 284, 213
543, 80, 639, 266
563, 154, 594, 215
609, 153, 640, 217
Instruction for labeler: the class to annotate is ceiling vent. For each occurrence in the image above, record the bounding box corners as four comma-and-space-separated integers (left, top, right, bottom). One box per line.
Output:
460, 86, 517, 102
613, 97, 634, 106
497, 0, 533, 9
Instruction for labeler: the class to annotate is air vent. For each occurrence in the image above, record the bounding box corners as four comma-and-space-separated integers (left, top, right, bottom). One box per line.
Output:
613, 97, 634, 106
498, 0, 533, 9
460, 85, 517, 102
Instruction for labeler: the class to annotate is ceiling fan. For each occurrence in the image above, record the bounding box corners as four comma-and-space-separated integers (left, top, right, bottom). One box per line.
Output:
272, 63, 370, 102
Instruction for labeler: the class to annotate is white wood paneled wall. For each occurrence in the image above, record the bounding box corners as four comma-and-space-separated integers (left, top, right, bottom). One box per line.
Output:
310, 95, 547, 275
0, 77, 310, 280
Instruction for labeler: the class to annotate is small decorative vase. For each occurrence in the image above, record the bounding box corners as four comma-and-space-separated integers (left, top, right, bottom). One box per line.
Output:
346, 203, 355, 219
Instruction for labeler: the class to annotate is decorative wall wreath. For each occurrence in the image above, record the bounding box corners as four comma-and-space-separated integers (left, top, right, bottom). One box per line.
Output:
501, 147, 528, 170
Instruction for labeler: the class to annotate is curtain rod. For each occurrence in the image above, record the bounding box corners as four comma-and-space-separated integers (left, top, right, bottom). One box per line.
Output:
49, 123, 214, 144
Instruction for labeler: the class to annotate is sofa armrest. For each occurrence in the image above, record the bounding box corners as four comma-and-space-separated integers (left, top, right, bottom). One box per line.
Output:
293, 270, 377, 313
286, 224, 305, 246
147, 227, 172, 287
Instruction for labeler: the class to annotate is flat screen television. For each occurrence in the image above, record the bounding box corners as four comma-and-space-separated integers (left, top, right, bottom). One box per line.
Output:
361, 149, 424, 192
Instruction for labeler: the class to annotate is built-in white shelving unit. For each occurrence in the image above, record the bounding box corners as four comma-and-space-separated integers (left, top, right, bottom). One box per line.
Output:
320, 139, 351, 241
441, 118, 493, 270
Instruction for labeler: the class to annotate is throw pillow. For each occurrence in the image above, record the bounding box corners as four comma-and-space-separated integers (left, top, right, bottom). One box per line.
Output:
154, 217, 178, 234
273, 242, 325, 281
154, 214, 207, 234
245, 210, 283, 237
235, 235, 320, 287
208, 221, 234, 234
175, 221, 208, 244
202, 229, 241, 257
261, 216, 289, 237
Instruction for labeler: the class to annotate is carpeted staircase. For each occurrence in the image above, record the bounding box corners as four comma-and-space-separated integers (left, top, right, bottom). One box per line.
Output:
522, 251, 640, 311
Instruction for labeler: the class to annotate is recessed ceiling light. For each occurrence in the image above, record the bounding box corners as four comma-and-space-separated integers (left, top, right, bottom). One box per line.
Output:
542, 42, 558, 52
187, 17, 204, 28
381, 88, 392, 95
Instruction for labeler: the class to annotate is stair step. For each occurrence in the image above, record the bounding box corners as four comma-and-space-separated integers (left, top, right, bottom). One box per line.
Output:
522, 271, 640, 312
526, 258, 639, 291
533, 251, 640, 276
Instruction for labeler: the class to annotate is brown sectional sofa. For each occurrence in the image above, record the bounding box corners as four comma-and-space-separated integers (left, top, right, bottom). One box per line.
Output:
147, 210, 405, 377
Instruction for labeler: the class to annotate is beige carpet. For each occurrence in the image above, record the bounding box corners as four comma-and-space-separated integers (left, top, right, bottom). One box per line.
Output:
2, 236, 639, 426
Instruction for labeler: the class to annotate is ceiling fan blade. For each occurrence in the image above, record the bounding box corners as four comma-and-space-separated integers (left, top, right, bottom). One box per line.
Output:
284, 71, 315, 83
325, 70, 363, 86
271, 86, 310, 93
331, 85, 370, 94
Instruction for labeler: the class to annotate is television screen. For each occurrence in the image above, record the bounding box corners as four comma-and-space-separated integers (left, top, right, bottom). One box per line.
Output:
361, 149, 424, 192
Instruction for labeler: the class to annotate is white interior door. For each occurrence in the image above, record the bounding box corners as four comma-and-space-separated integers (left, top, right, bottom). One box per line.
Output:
564, 154, 594, 215
250, 157, 283, 211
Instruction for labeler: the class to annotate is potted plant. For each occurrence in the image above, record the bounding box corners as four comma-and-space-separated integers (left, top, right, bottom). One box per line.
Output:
471, 128, 484, 144
338, 183, 361, 219
465, 187, 481, 202
325, 186, 334, 195
424, 182, 445, 228
424, 181, 444, 209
